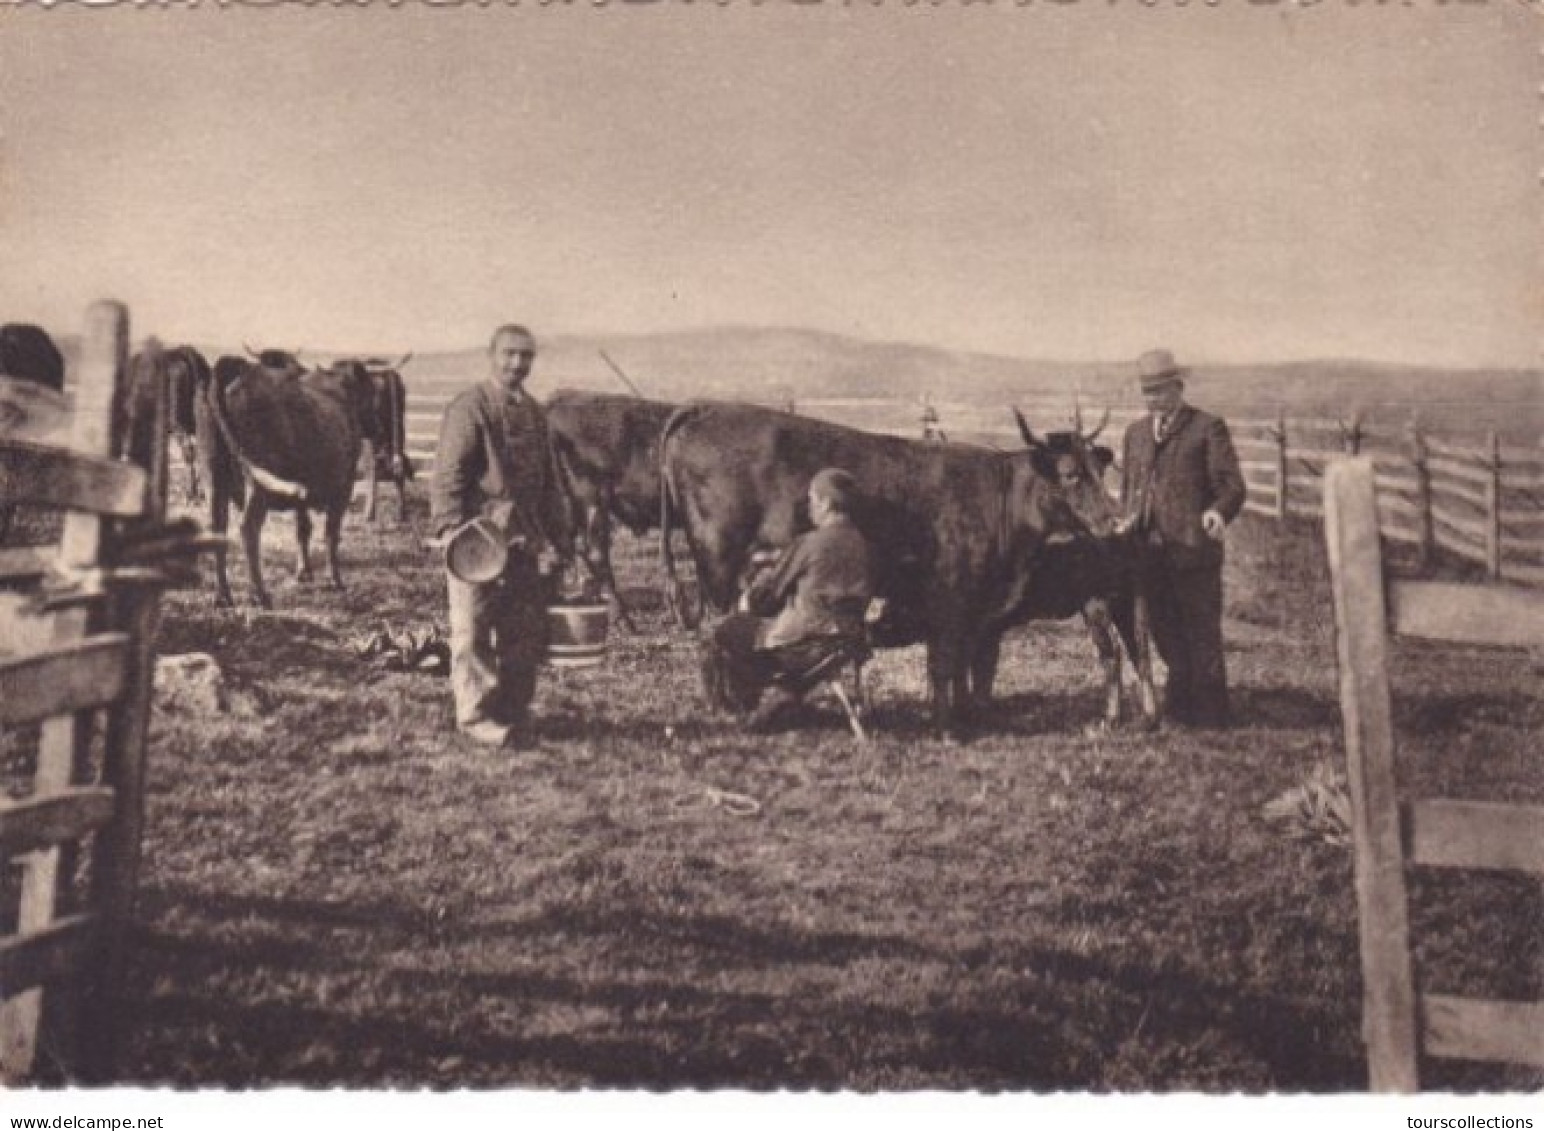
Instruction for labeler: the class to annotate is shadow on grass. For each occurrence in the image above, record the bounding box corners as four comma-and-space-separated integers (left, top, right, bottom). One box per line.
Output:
124, 883, 1365, 1090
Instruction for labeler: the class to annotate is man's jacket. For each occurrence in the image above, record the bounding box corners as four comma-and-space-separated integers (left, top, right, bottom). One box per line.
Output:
430, 381, 570, 550
746, 516, 873, 650
1120, 405, 1246, 570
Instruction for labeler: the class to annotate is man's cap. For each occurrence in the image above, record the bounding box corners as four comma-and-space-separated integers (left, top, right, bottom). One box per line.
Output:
1136, 348, 1187, 392
490, 324, 537, 353
809, 467, 859, 509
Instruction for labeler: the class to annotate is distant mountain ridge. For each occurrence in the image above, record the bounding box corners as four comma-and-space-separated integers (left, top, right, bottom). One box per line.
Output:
49, 325, 1542, 440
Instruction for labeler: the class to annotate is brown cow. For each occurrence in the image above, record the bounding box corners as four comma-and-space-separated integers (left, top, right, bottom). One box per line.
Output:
545, 390, 680, 631
659, 403, 1122, 740
197, 354, 380, 608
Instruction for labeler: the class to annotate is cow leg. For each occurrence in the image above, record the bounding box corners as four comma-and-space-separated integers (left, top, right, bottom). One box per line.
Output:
1082, 599, 1123, 729
926, 636, 969, 743
1114, 589, 1160, 730
968, 627, 1005, 715
393, 463, 409, 526
240, 493, 272, 609
589, 500, 636, 634
323, 505, 346, 590
209, 477, 235, 609
295, 508, 315, 583
362, 439, 379, 524
178, 433, 203, 504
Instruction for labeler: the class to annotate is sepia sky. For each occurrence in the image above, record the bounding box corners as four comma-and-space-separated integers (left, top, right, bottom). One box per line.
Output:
0, 2, 1537, 367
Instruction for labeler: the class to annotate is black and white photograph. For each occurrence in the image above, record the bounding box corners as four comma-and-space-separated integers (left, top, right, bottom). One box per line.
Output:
1, 0, 1540, 1114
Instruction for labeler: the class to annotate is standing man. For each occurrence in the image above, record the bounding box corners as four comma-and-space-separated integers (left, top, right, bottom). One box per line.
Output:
431, 324, 571, 748
701, 468, 874, 734
1119, 349, 1246, 728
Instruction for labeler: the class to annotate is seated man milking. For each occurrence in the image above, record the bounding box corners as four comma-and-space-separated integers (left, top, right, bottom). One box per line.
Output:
701, 468, 875, 733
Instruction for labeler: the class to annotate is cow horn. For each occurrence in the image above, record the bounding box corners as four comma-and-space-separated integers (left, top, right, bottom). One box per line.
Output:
243, 342, 260, 359
1013, 408, 1043, 450
1082, 408, 1111, 444
393, 352, 413, 369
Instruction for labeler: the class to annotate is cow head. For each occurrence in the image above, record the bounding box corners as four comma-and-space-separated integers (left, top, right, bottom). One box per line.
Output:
1014, 408, 1121, 537
331, 359, 384, 449
244, 343, 305, 376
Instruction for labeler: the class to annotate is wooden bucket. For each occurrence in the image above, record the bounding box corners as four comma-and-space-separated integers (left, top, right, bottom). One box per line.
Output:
547, 601, 609, 668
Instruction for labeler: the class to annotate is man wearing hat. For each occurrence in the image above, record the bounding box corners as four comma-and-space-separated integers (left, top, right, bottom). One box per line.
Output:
701, 467, 875, 734
1119, 349, 1246, 728
430, 323, 571, 748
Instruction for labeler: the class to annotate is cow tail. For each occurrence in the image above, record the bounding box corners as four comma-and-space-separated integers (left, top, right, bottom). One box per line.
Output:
208, 366, 309, 502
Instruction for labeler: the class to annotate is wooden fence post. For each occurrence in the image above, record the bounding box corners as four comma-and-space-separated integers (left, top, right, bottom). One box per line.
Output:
1274, 410, 1289, 521
1324, 459, 1421, 1091
1406, 416, 1433, 570
1484, 430, 1502, 580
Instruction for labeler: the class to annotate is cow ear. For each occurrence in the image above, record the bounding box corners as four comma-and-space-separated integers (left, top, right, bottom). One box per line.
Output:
1013, 408, 1043, 450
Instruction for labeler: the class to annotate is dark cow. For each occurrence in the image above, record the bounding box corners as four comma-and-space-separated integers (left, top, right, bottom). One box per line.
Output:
0, 323, 65, 392
355, 355, 413, 525
659, 403, 1122, 739
987, 416, 1159, 729
120, 344, 209, 502
197, 353, 380, 608
545, 390, 680, 631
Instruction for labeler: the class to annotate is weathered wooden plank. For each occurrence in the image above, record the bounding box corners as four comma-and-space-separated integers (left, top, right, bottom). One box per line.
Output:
0, 442, 147, 517
1499, 508, 1544, 529
1424, 996, 1544, 1068
0, 378, 72, 447
0, 789, 117, 858
1500, 559, 1544, 587
1427, 452, 1492, 485
1429, 475, 1488, 510
0, 915, 95, 1001
1389, 580, 1544, 649
0, 635, 130, 727
1407, 800, 1544, 874
0, 546, 52, 583
1323, 458, 1420, 1093
1498, 442, 1544, 467
1374, 493, 1422, 521
1430, 504, 1489, 544
1425, 434, 1489, 463
81, 412, 169, 1080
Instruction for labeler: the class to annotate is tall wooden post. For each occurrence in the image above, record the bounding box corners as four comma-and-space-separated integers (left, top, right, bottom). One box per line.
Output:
1324, 458, 1420, 1092
1406, 416, 1433, 570
1274, 410, 1289, 521
1484, 430, 1502, 580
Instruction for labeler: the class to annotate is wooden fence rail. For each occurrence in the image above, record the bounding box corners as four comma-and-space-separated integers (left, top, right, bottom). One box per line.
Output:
396, 388, 1543, 587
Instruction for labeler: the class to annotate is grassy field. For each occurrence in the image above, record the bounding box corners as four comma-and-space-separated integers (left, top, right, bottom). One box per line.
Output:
11, 478, 1541, 1091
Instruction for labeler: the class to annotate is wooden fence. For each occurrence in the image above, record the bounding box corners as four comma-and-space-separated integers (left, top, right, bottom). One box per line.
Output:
399, 388, 1543, 587
1, 303, 168, 1082
1324, 458, 1544, 1090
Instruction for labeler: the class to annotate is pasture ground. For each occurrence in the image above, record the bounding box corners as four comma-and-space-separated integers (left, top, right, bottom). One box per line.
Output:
7, 482, 1541, 1090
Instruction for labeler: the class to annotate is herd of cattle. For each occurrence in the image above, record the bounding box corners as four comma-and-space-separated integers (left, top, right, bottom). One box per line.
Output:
3, 321, 1164, 740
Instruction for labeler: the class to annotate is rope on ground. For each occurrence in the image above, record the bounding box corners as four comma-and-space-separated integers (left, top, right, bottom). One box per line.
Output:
702, 786, 762, 817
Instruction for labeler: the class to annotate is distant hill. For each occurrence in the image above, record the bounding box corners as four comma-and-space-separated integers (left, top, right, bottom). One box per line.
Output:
48, 325, 1543, 442
405, 327, 1541, 441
